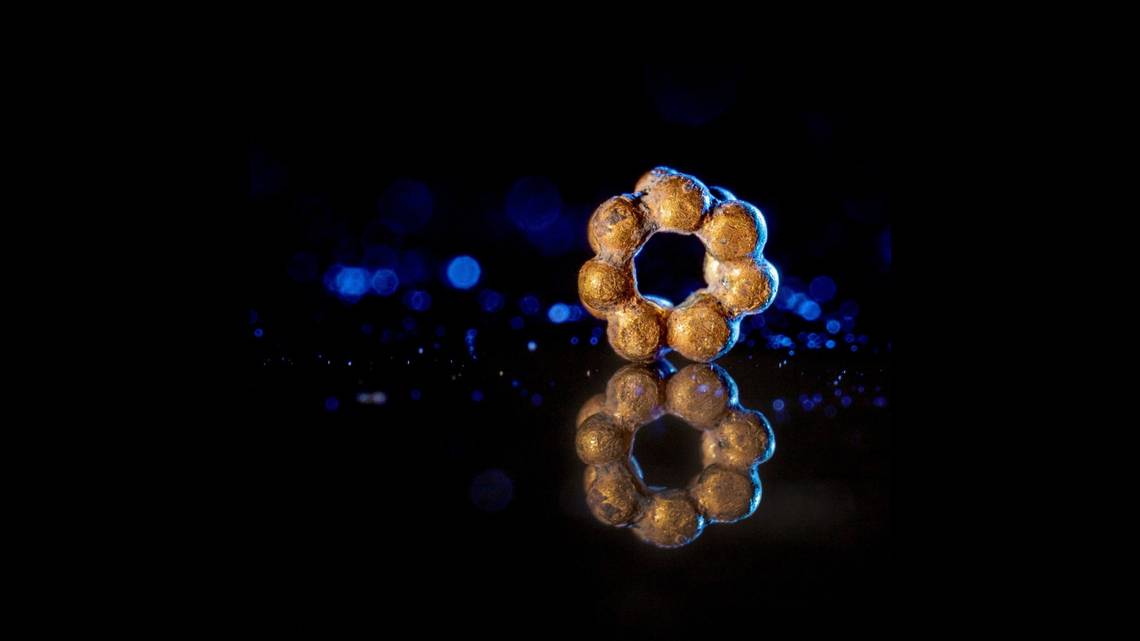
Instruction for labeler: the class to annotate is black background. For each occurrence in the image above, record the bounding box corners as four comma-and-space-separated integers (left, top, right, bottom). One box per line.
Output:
237, 61, 891, 627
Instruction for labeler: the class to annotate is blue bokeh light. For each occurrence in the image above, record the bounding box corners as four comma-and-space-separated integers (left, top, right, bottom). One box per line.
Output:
547, 303, 570, 324
527, 340, 537, 352
371, 268, 400, 296
479, 290, 504, 312
446, 255, 481, 289
506, 176, 561, 231
826, 319, 841, 334
330, 266, 369, 299
809, 276, 837, 302
253, 328, 263, 338
520, 295, 541, 316
405, 290, 432, 312
470, 469, 513, 512
797, 300, 822, 321
324, 396, 340, 412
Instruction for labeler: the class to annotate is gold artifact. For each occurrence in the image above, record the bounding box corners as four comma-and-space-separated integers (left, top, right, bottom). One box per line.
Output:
576, 361, 774, 548
579, 167, 778, 362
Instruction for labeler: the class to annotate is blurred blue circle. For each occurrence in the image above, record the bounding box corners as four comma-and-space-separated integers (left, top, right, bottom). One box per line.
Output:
506, 177, 561, 231
371, 269, 400, 296
446, 255, 481, 289
470, 469, 513, 512
809, 276, 837, 303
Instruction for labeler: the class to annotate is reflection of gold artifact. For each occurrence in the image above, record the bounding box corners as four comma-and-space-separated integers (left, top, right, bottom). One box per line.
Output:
578, 167, 778, 362
575, 362, 775, 548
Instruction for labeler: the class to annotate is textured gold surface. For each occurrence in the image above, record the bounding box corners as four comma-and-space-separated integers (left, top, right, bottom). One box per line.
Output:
578, 167, 778, 363
636, 168, 711, 233
575, 413, 632, 465
704, 255, 779, 317
605, 364, 666, 426
701, 408, 775, 471
633, 490, 705, 548
698, 200, 764, 260
585, 462, 647, 527
588, 195, 650, 264
667, 293, 734, 362
578, 258, 634, 313
690, 465, 760, 524
575, 362, 775, 548
606, 297, 670, 362
665, 363, 735, 429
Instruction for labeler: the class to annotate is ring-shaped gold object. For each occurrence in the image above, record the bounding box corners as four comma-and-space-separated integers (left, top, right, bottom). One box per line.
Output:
575, 362, 775, 548
578, 167, 779, 362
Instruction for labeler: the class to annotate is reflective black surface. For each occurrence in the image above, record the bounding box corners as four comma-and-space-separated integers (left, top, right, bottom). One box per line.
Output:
238, 61, 892, 623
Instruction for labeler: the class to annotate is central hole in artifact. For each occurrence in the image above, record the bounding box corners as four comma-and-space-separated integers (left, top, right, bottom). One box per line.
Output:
632, 414, 703, 489
634, 233, 706, 306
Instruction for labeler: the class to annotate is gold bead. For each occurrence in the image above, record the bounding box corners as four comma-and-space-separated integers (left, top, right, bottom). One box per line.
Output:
588, 195, 650, 264
576, 393, 606, 428
633, 489, 705, 548
704, 255, 778, 317
702, 408, 775, 470
585, 462, 646, 526
665, 363, 734, 429
605, 364, 666, 426
666, 292, 736, 362
699, 200, 764, 261
578, 258, 633, 313
690, 465, 760, 523
606, 297, 670, 362
576, 413, 631, 465
637, 168, 711, 233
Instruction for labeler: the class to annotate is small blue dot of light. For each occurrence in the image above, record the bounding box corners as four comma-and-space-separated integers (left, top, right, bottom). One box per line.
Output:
547, 303, 570, 324
410, 389, 422, 400
809, 276, 837, 302
826, 339, 836, 349
788, 350, 795, 356
253, 328, 263, 338
406, 290, 432, 312
570, 336, 579, 345
479, 290, 504, 312
851, 345, 858, 352
826, 319, 841, 334
841, 396, 853, 407
589, 336, 599, 346
509, 316, 524, 330
531, 393, 543, 407
446, 255, 481, 289
520, 295, 541, 315
813, 393, 823, 403
472, 390, 484, 402
773, 399, 786, 411
371, 268, 400, 296
873, 396, 888, 408
511, 380, 520, 388
567, 305, 584, 321
527, 341, 537, 352
324, 396, 340, 412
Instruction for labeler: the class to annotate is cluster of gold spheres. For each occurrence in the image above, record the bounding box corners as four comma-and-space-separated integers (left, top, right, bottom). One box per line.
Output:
578, 167, 778, 362
576, 362, 774, 548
